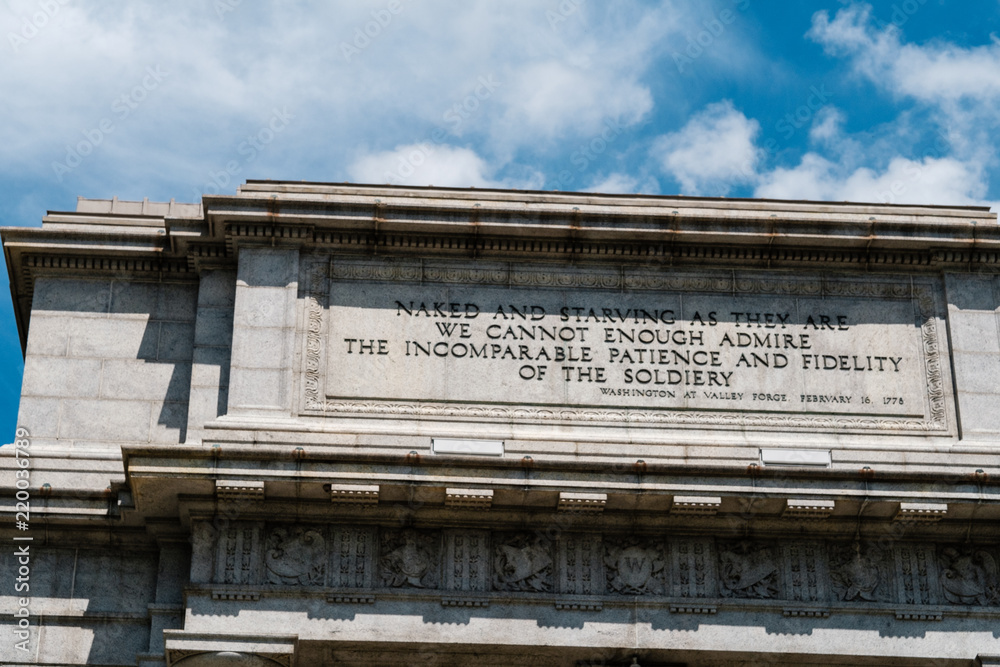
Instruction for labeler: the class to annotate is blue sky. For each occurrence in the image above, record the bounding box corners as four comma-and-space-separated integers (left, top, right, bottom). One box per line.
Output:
2, 0, 1000, 441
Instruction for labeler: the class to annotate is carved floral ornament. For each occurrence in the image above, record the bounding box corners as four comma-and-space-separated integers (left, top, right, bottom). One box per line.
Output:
829, 542, 885, 602
213, 523, 1000, 611
264, 527, 325, 586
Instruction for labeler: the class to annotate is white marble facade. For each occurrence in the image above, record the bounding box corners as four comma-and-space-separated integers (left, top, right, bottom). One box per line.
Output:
2, 183, 1000, 666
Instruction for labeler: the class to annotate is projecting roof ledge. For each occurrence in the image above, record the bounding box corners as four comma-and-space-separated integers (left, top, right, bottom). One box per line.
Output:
75, 196, 203, 219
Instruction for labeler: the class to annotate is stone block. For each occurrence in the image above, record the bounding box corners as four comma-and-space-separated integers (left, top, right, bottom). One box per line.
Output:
228, 368, 287, 411
185, 386, 225, 438
191, 344, 232, 371
100, 359, 190, 401
150, 400, 189, 443
237, 247, 299, 288
15, 396, 62, 437
155, 281, 198, 321
193, 307, 234, 347
952, 352, 1000, 394
231, 327, 288, 369
190, 361, 225, 389
109, 281, 159, 316
73, 550, 158, 612
957, 392, 1000, 435
156, 322, 195, 361
32, 276, 109, 314
947, 310, 1000, 353
945, 273, 999, 312
234, 286, 294, 329
25, 315, 68, 356
67, 318, 158, 359
21, 357, 102, 398
59, 399, 152, 441
197, 269, 237, 307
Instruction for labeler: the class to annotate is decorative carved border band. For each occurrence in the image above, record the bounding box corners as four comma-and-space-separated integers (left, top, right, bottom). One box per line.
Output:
204, 520, 1000, 614
301, 257, 948, 433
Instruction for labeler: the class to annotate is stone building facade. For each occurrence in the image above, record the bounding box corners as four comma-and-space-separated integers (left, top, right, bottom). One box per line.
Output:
2, 181, 1000, 666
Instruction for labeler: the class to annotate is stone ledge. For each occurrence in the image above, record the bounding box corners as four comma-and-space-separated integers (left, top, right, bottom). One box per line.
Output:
670, 495, 722, 516
328, 483, 379, 505
211, 591, 260, 601
555, 601, 602, 611
445, 487, 494, 509
783, 608, 831, 618
670, 605, 717, 614
558, 492, 606, 512
442, 596, 489, 607
215, 479, 264, 500
327, 595, 375, 604
784, 498, 836, 519
896, 610, 943, 621
895, 502, 948, 522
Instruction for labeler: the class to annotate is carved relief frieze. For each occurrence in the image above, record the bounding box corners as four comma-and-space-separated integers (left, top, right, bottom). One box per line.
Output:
214, 522, 263, 586
670, 538, 715, 599
719, 541, 780, 599
938, 546, 1000, 606
493, 533, 553, 593
200, 517, 1000, 617
444, 530, 490, 592
604, 538, 666, 595
329, 526, 376, 589
379, 529, 440, 589
264, 526, 326, 586
558, 534, 604, 596
893, 543, 939, 606
828, 542, 888, 603
780, 541, 827, 603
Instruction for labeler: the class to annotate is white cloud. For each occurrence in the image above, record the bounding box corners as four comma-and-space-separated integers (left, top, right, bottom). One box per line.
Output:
810, 5, 1000, 104
347, 144, 499, 188
653, 100, 760, 195
808, 107, 845, 146
755, 154, 988, 206
499, 61, 652, 140
0, 0, 689, 198
583, 173, 644, 195
346, 143, 543, 190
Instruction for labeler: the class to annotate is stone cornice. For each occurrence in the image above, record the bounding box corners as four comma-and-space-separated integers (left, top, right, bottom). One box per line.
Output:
3, 182, 999, 351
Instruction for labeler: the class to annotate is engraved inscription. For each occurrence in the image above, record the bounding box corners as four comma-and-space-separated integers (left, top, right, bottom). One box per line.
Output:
308, 261, 947, 433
